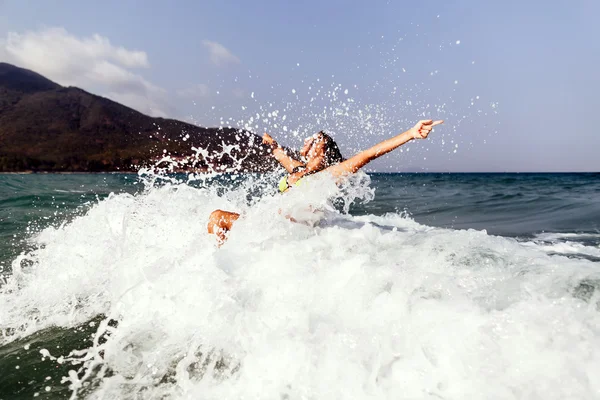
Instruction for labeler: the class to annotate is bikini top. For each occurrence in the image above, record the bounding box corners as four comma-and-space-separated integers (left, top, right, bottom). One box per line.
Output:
278, 175, 305, 193
278, 164, 311, 193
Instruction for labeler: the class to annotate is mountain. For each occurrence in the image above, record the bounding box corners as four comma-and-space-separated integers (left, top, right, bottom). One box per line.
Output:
0, 62, 278, 172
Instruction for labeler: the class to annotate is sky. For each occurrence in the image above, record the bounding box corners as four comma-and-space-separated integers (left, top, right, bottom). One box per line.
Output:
0, 0, 599, 172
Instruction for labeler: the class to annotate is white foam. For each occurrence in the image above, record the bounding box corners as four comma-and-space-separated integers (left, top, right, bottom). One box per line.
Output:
522, 241, 600, 258
534, 232, 600, 242
526, 232, 600, 258
1, 178, 600, 399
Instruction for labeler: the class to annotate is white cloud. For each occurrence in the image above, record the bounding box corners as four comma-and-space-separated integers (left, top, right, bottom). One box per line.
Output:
202, 40, 240, 66
0, 27, 169, 117
177, 83, 211, 98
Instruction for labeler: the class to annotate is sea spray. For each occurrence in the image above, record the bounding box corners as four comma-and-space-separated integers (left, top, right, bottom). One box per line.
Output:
1, 174, 599, 399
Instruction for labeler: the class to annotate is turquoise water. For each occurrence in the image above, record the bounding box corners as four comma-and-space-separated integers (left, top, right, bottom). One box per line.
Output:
1, 173, 599, 399
0, 174, 141, 277
2, 173, 598, 273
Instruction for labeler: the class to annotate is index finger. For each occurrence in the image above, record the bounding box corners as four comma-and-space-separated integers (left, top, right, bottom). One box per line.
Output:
431, 120, 444, 127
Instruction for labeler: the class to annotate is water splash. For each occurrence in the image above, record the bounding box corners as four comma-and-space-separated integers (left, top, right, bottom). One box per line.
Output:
1, 176, 599, 399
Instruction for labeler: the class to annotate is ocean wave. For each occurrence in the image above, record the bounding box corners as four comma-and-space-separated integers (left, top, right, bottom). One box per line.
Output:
1, 177, 600, 399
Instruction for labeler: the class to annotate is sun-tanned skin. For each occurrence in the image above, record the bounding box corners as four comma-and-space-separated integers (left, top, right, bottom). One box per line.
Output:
207, 209, 240, 245
207, 119, 443, 244
206, 136, 316, 245
324, 120, 443, 177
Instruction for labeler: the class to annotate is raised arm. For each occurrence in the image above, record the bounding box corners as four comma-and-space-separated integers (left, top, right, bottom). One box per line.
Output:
263, 133, 304, 173
325, 120, 443, 177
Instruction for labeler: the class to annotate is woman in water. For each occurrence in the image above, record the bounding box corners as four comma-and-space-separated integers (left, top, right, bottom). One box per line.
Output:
207, 119, 443, 243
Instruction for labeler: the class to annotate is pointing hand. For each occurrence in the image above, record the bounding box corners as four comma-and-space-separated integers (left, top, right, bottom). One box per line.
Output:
411, 120, 444, 139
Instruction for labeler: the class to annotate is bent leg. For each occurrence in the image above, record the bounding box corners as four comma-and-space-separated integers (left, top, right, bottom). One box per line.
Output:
207, 209, 240, 245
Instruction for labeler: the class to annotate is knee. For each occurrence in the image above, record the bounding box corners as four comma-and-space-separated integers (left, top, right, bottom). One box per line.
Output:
207, 209, 226, 234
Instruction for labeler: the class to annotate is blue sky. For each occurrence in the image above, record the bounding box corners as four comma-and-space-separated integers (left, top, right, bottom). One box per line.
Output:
0, 0, 598, 172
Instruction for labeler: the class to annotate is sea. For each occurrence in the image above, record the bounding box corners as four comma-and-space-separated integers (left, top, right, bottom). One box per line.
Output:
0, 172, 599, 399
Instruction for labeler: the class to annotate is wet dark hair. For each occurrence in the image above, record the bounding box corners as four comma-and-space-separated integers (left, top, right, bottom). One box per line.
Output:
317, 131, 344, 167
